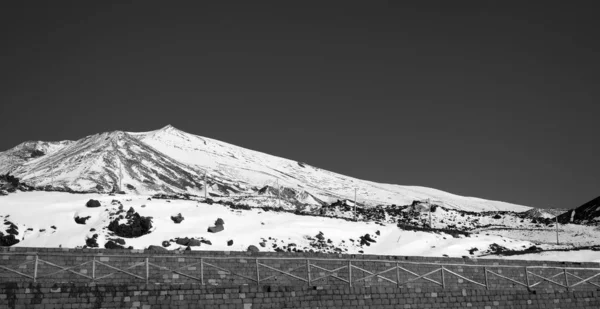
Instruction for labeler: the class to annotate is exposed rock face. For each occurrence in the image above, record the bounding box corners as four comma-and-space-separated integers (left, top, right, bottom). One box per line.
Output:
107, 211, 153, 238
86, 199, 101, 208
171, 213, 185, 224
74, 216, 91, 225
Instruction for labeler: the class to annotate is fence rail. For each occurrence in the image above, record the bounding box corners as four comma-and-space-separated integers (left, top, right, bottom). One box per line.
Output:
1, 252, 599, 292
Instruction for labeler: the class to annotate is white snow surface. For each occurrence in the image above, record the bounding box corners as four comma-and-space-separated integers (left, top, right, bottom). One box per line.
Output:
0, 192, 530, 256
2, 191, 599, 263
0, 125, 531, 212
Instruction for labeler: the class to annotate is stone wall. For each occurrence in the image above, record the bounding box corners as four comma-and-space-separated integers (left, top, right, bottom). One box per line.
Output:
1, 282, 599, 309
1, 247, 600, 308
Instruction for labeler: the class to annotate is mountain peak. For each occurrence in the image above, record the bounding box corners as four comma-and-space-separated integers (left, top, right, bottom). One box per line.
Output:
159, 124, 177, 132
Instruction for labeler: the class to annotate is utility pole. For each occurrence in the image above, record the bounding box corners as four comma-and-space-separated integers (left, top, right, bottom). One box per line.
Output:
555, 216, 559, 245
354, 188, 357, 222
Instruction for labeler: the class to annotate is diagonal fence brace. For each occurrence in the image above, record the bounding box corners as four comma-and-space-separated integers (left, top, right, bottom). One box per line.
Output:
352, 265, 397, 285
36, 259, 92, 280
309, 264, 349, 283
94, 261, 145, 281
397, 266, 442, 287
258, 263, 307, 283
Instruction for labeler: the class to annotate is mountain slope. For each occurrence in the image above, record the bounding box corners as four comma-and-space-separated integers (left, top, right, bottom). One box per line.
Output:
0, 140, 72, 175
6, 131, 205, 194
557, 196, 600, 224
132, 125, 529, 211
0, 125, 531, 212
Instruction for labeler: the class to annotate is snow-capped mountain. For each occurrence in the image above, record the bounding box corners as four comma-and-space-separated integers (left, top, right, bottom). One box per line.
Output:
0, 125, 530, 212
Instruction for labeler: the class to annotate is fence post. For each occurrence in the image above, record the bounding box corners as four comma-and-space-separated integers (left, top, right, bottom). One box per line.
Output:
348, 260, 352, 287
564, 268, 569, 290
307, 259, 311, 286
256, 259, 260, 285
396, 262, 400, 288
145, 257, 149, 284
200, 258, 204, 285
524, 267, 529, 290
441, 266, 445, 289
92, 256, 96, 281
484, 267, 489, 290
33, 255, 38, 283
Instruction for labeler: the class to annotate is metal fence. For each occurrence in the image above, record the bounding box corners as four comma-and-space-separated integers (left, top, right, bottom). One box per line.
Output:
1, 252, 600, 291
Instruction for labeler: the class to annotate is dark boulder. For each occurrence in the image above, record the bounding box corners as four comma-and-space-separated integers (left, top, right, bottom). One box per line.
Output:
104, 240, 125, 249
86, 234, 99, 248
214, 218, 225, 226
207, 225, 224, 233
247, 245, 260, 252
74, 216, 91, 225
162, 240, 171, 247
227, 240, 233, 246
148, 245, 168, 252
171, 213, 185, 224
86, 199, 101, 208
175, 238, 189, 246
0, 233, 19, 246
175, 237, 201, 246
200, 239, 212, 245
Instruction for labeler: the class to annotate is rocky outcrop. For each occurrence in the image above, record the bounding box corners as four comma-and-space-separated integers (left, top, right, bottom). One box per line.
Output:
107, 210, 153, 238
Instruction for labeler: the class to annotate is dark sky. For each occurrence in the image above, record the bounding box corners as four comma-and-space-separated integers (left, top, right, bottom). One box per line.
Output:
1, 1, 598, 209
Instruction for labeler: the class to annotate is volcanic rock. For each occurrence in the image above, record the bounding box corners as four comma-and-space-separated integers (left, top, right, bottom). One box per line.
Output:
86, 199, 101, 208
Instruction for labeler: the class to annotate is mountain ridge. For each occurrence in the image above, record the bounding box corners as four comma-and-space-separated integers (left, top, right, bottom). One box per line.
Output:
0, 125, 531, 212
